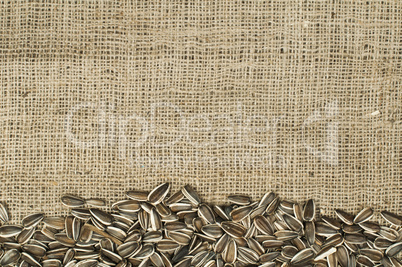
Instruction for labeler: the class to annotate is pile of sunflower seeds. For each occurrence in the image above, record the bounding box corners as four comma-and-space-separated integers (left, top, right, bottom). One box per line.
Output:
0, 183, 401, 267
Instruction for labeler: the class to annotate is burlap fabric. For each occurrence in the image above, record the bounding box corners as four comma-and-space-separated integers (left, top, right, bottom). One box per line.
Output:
0, 0, 400, 224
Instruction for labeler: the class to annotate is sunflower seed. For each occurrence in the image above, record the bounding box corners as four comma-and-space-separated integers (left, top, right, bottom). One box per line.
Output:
148, 183, 170, 205
381, 211, 402, 227
85, 198, 106, 207
0, 248, 20, 266
61, 195, 85, 208
314, 246, 337, 261
230, 206, 252, 222
303, 199, 316, 222
89, 208, 113, 226
354, 207, 374, 224
222, 239, 237, 264
182, 185, 201, 206
0, 202, 9, 223
385, 242, 402, 257
127, 191, 149, 201
335, 209, 354, 225
227, 195, 251, 206
198, 204, 216, 224
220, 221, 246, 238
290, 248, 315, 265
0, 225, 23, 237
22, 213, 44, 229
254, 215, 274, 235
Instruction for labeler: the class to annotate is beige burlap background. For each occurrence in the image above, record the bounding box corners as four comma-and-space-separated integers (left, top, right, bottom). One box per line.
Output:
0, 0, 400, 224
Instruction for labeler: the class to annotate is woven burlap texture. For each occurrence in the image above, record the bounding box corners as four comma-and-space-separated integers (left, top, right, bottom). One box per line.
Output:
0, 0, 400, 223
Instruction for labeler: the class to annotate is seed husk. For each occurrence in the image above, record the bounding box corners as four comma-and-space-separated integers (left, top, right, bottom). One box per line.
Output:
354, 207, 374, 224
0, 225, 23, 238
0, 248, 20, 266
222, 239, 237, 264
148, 183, 170, 205
303, 199, 316, 221
22, 213, 44, 229
227, 195, 251, 206
381, 211, 402, 227
253, 215, 274, 235
182, 185, 201, 206
335, 209, 355, 225
61, 195, 85, 208
230, 205, 252, 222
85, 198, 106, 207
220, 221, 246, 238
89, 208, 113, 226
0, 202, 9, 223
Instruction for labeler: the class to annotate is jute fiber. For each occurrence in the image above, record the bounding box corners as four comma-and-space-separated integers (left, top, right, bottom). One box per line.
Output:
0, 0, 400, 224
